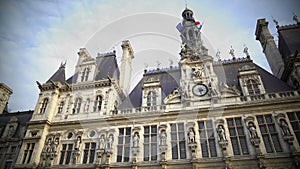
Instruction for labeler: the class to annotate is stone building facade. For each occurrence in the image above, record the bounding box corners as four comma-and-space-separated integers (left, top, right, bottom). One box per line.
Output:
13, 8, 300, 169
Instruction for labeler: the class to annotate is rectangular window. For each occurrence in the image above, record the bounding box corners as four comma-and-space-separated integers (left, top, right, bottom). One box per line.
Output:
227, 117, 249, 155
22, 143, 35, 164
83, 142, 96, 164
198, 120, 217, 157
117, 127, 131, 162
170, 123, 186, 159
287, 112, 300, 145
4, 161, 12, 169
257, 114, 282, 153
144, 125, 157, 161
59, 144, 73, 165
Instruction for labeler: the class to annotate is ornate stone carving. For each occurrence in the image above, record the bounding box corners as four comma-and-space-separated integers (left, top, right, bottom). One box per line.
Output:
38, 133, 60, 167
158, 124, 168, 162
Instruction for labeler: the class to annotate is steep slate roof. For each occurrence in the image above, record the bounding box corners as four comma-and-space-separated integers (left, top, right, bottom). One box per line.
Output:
278, 24, 300, 59
214, 59, 292, 93
119, 67, 181, 109
64, 53, 119, 84
119, 58, 293, 109
46, 64, 66, 84
95, 53, 120, 80
0, 110, 33, 137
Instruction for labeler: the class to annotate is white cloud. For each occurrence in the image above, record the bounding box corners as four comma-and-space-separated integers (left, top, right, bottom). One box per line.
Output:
1, 0, 299, 111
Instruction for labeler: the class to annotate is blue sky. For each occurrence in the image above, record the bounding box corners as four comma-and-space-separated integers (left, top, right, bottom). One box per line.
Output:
0, 0, 299, 111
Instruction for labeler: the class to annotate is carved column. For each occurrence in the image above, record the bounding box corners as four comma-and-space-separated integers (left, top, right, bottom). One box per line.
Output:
131, 126, 141, 167
38, 133, 61, 168
275, 113, 299, 168
215, 119, 230, 169
72, 131, 83, 165
244, 116, 265, 169
158, 124, 168, 166
186, 122, 197, 160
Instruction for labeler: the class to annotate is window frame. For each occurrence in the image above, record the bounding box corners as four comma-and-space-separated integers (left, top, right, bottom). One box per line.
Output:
226, 117, 249, 155
198, 120, 217, 158
143, 125, 158, 161
256, 114, 282, 153
117, 127, 131, 163
170, 123, 186, 159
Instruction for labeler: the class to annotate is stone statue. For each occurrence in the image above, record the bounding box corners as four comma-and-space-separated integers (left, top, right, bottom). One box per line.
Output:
160, 130, 167, 146
280, 120, 291, 136
193, 65, 204, 79
133, 133, 139, 147
107, 134, 113, 149
188, 128, 195, 143
217, 125, 226, 142
99, 135, 105, 149
6, 125, 15, 138
75, 136, 81, 150
248, 122, 258, 139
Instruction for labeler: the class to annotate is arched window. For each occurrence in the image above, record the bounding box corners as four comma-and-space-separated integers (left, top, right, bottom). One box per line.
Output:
246, 79, 260, 95
94, 95, 102, 112
84, 99, 90, 112
73, 98, 82, 114
81, 68, 90, 82
188, 30, 194, 40
57, 101, 64, 114
147, 91, 156, 107
39, 98, 48, 114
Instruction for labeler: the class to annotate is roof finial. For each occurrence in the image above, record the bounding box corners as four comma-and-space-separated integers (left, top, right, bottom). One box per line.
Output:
185, 0, 188, 8
293, 12, 299, 24
243, 44, 250, 59
168, 59, 174, 68
156, 61, 161, 70
216, 49, 221, 61
272, 16, 279, 28
229, 46, 235, 60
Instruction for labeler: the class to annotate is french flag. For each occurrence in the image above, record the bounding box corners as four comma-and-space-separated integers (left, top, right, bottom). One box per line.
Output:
176, 22, 183, 32
195, 21, 203, 30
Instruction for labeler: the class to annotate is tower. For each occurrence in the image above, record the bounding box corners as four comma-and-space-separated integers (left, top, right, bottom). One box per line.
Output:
178, 8, 219, 101
255, 18, 285, 78
0, 83, 13, 114
120, 40, 134, 96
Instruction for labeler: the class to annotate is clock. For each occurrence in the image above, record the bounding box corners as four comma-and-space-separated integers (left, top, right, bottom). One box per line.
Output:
192, 84, 208, 96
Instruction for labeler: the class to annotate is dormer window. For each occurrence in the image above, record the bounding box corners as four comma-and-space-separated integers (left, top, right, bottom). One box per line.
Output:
238, 65, 266, 96
246, 79, 260, 95
39, 98, 48, 114
94, 95, 102, 112
81, 68, 90, 82
147, 91, 157, 107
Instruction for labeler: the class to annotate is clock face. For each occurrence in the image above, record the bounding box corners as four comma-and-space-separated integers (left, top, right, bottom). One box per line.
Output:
192, 84, 208, 96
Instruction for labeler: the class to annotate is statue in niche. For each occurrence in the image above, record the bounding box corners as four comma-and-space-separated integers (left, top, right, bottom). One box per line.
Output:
188, 128, 195, 143
107, 134, 113, 149
248, 122, 258, 139
193, 65, 205, 79
217, 125, 226, 142
133, 132, 139, 147
44, 138, 52, 153
280, 119, 291, 136
6, 125, 16, 138
160, 130, 167, 146
74, 136, 81, 150
52, 138, 59, 154
99, 135, 105, 149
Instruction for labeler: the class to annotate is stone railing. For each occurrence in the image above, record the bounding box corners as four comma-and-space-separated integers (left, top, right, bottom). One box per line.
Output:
111, 105, 166, 115
239, 90, 300, 102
